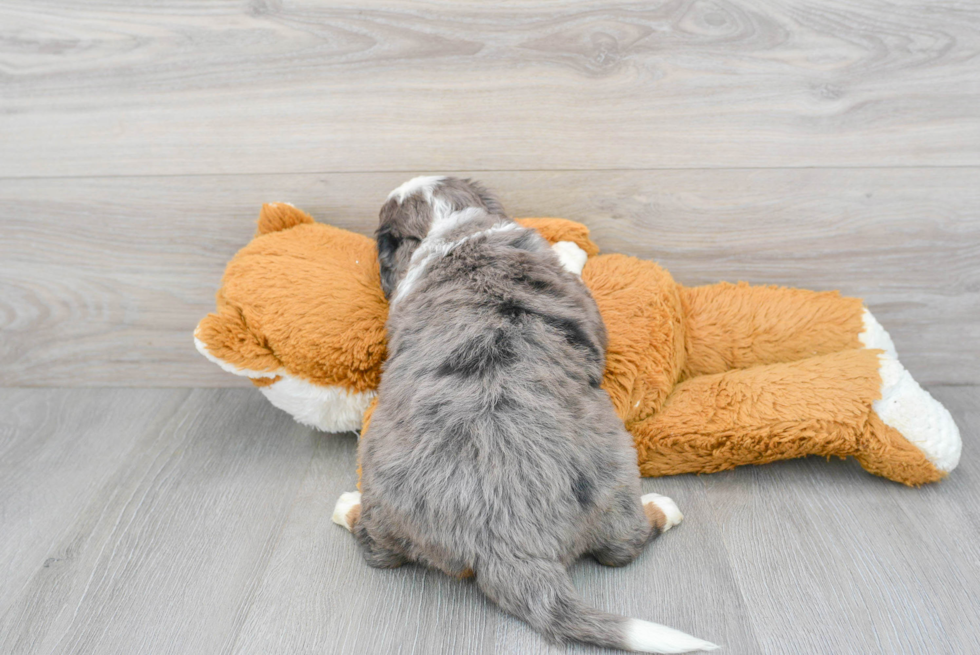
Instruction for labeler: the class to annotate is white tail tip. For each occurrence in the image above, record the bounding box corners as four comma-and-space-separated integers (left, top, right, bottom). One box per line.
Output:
623, 618, 720, 653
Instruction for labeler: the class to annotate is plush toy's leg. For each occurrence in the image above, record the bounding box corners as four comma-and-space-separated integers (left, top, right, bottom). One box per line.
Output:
629, 349, 957, 486
859, 350, 961, 478
677, 282, 961, 480
679, 282, 865, 377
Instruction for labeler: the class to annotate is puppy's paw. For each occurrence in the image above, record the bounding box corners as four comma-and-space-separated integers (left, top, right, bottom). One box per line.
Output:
642, 493, 683, 532
332, 491, 362, 532
552, 241, 588, 276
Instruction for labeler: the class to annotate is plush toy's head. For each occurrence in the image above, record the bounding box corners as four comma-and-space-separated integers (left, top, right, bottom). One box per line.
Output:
194, 204, 609, 432
195, 204, 388, 430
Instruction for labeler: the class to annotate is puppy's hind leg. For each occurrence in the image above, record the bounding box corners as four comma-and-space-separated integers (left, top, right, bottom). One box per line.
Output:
332, 491, 362, 531
591, 489, 684, 567
640, 492, 684, 534
333, 491, 409, 569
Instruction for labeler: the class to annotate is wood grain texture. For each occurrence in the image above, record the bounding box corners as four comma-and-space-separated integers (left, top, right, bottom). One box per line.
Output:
2, 169, 977, 387
0, 388, 314, 655
1, 388, 976, 654
1, 0, 979, 177
0, 388, 190, 620
700, 385, 980, 655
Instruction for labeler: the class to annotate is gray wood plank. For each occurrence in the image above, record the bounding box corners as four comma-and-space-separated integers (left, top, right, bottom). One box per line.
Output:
932, 386, 980, 540
0, 388, 189, 618
701, 385, 980, 655
1, 0, 978, 177
231, 423, 759, 654
2, 168, 977, 387
0, 387, 975, 655
0, 388, 314, 655
230, 431, 500, 655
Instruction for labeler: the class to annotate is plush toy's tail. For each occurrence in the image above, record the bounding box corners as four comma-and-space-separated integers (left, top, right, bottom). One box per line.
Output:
476, 557, 718, 653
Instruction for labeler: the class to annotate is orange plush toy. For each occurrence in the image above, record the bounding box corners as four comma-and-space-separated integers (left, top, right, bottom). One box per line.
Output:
195, 204, 961, 486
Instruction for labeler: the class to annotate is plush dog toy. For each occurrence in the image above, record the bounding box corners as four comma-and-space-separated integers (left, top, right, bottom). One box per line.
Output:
195, 203, 961, 486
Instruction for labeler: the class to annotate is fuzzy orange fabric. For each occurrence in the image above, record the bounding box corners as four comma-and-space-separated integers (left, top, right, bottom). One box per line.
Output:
197, 204, 947, 486
680, 282, 865, 378
197, 208, 388, 392
628, 348, 930, 477
583, 255, 686, 424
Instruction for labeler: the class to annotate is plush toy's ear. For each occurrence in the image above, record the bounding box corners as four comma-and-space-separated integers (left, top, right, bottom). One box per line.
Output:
516, 217, 600, 257
194, 299, 282, 377
256, 203, 315, 236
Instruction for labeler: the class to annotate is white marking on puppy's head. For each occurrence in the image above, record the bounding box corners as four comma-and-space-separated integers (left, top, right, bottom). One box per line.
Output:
379, 176, 508, 303
387, 175, 446, 204
427, 206, 486, 241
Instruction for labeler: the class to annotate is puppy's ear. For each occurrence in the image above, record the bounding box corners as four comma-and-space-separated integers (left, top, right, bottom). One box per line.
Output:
464, 178, 505, 216
376, 226, 401, 300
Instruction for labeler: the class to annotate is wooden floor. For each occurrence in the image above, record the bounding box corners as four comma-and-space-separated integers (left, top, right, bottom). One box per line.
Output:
1, 1, 978, 654
1, 388, 978, 655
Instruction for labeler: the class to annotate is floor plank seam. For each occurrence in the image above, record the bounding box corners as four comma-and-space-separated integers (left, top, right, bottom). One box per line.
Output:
2, 164, 980, 183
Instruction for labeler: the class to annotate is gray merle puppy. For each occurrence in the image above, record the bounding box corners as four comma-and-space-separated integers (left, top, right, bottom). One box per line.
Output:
332, 176, 718, 653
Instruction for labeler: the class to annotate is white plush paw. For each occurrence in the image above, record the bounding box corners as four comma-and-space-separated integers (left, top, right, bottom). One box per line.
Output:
642, 493, 684, 532
332, 491, 362, 532
876, 355, 961, 473
552, 241, 588, 276
859, 308, 898, 359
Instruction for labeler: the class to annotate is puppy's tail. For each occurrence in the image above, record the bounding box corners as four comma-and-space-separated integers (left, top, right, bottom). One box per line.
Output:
476, 557, 718, 653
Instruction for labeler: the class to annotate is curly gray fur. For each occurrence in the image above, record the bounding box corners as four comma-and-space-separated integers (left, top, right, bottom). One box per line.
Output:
351, 177, 715, 654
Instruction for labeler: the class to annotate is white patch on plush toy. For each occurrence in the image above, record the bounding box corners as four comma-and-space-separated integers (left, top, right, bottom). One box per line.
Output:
260, 375, 376, 433
859, 308, 898, 359
874, 354, 961, 473
195, 334, 374, 433
332, 491, 362, 532
552, 241, 588, 276
641, 493, 684, 532
428, 205, 483, 240
388, 175, 446, 203
858, 310, 961, 472
194, 336, 279, 379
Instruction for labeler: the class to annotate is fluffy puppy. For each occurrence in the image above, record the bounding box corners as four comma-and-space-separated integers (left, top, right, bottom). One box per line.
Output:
333, 176, 717, 653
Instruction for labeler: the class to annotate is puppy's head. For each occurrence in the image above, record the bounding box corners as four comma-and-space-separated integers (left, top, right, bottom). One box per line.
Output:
376, 176, 505, 299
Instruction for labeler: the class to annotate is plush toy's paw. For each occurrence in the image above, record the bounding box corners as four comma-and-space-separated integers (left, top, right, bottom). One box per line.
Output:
860, 309, 962, 475
641, 493, 683, 532
552, 240, 588, 276
332, 491, 362, 532
859, 308, 898, 359
876, 355, 961, 474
